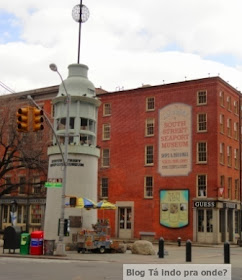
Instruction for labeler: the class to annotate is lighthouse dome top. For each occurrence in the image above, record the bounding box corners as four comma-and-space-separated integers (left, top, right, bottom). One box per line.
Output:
57, 63, 96, 97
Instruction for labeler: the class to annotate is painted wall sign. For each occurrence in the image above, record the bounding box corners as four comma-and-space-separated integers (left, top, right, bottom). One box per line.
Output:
193, 201, 216, 208
160, 190, 189, 228
50, 159, 84, 167
224, 203, 237, 209
158, 103, 192, 176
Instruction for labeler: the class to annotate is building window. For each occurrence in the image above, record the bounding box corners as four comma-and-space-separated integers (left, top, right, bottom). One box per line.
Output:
102, 148, 110, 167
144, 176, 153, 198
103, 124, 111, 140
234, 101, 239, 115
220, 175, 225, 189
17, 205, 27, 224
103, 103, 111, 116
220, 114, 224, 133
206, 210, 213, 232
228, 177, 232, 199
234, 149, 239, 169
197, 90, 207, 105
145, 145, 154, 165
197, 113, 207, 132
235, 211, 239, 233
30, 205, 41, 224
33, 177, 42, 194
5, 177, 11, 195
101, 178, 108, 198
227, 96, 231, 111
227, 146, 232, 167
227, 119, 232, 137
146, 97, 155, 111
234, 122, 239, 140
235, 179, 239, 200
2, 205, 11, 223
219, 143, 225, 164
57, 117, 75, 130
145, 118, 154, 136
198, 209, 204, 232
81, 118, 88, 130
197, 142, 207, 163
51, 103, 55, 118
197, 174, 207, 197
80, 118, 95, 132
19, 176, 26, 194
219, 91, 224, 107
80, 134, 95, 145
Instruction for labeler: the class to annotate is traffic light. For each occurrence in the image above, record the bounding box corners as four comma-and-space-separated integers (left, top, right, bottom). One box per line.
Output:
32, 108, 44, 132
17, 107, 30, 132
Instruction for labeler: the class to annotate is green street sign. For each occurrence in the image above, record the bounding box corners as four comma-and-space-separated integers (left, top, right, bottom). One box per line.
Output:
45, 179, 62, 188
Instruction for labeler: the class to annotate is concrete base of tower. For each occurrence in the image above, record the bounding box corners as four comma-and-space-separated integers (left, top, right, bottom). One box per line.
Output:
44, 152, 98, 243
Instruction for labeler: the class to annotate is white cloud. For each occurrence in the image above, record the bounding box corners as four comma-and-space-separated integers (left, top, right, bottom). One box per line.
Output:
0, 0, 242, 94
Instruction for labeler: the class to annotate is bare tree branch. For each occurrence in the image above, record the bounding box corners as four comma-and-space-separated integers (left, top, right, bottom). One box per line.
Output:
0, 99, 49, 197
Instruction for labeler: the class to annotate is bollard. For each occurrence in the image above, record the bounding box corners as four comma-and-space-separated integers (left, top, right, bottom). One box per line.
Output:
224, 241, 230, 264
158, 237, 164, 258
177, 237, 181, 247
186, 239, 192, 262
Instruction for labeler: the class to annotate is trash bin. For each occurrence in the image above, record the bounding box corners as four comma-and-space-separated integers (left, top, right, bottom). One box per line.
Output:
20, 233, 30, 255
30, 231, 44, 255
3, 226, 21, 253
44, 240, 55, 255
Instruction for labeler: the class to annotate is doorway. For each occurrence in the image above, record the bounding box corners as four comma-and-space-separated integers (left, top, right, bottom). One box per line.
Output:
118, 207, 132, 239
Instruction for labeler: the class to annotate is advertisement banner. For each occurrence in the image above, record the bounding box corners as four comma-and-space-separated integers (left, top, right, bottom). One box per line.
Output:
158, 103, 192, 176
160, 190, 189, 228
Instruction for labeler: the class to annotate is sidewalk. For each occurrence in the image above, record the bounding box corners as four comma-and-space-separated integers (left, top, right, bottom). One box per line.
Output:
1, 243, 242, 268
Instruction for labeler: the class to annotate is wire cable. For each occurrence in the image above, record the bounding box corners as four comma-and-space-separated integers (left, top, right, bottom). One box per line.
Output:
0, 80, 15, 93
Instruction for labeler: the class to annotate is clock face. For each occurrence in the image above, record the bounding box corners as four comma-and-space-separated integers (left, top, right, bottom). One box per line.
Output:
72, 4, 90, 23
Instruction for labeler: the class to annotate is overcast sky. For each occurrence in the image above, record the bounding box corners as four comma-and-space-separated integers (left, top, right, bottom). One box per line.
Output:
1, 0, 242, 94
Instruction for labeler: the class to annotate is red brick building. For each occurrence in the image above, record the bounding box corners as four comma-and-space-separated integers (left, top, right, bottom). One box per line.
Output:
97, 77, 241, 244
0, 87, 56, 233
0, 76, 241, 244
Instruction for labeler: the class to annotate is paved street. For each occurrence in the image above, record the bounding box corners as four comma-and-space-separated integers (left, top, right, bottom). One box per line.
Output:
0, 244, 242, 279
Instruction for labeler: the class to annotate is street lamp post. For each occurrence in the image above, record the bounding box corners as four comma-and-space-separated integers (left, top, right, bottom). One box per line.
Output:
49, 63, 71, 256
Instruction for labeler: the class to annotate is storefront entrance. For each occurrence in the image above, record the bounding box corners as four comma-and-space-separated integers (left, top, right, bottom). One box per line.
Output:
197, 208, 213, 243
118, 207, 132, 239
194, 200, 240, 244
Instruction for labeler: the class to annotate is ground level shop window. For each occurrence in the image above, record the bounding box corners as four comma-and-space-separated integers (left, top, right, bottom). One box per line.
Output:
198, 209, 213, 232
30, 205, 41, 224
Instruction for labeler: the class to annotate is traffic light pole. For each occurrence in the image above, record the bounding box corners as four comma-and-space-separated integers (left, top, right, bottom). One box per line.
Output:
28, 83, 70, 256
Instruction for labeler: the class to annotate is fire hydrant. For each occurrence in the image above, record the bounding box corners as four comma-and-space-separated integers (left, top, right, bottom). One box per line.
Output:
177, 237, 181, 246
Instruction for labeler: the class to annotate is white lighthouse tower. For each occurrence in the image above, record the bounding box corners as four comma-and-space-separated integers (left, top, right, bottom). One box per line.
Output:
44, 63, 101, 247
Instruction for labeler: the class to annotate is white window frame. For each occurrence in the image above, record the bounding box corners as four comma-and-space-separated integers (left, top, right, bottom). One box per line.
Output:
197, 142, 207, 163
219, 143, 225, 164
146, 97, 155, 111
197, 90, 207, 105
197, 113, 207, 132
145, 145, 154, 166
197, 174, 207, 197
103, 103, 111, 116
145, 118, 154, 136
102, 148, 110, 167
219, 91, 224, 107
144, 176, 153, 198
100, 178, 109, 198
102, 124, 111, 140
220, 114, 224, 133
